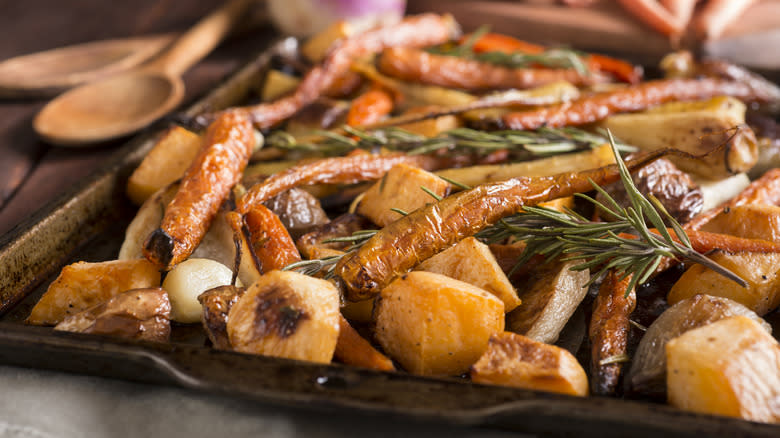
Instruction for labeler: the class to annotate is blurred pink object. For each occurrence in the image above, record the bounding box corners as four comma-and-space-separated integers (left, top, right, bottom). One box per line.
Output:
267, 0, 406, 37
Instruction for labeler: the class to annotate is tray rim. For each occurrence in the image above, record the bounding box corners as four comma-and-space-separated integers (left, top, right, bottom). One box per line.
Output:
0, 36, 778, 438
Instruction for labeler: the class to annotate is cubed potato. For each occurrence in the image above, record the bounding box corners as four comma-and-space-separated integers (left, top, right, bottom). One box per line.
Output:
27, 259, 161, 325
261, 70, 301, 102
54, 287, 171, 342
227, 270, 340, 364
301, 20, 352, 62
601, 96, 757, 179
471, 331, 588, 396
357, 163, 450, 227
436, 143, 615, 188
506, 259, 590, 344
702, 204, 780, 242
668, 251, 780, 315
374, 271, 505, 376
666, 316, 780, 423
126, 126, 201, 205
416, 237, 521, 312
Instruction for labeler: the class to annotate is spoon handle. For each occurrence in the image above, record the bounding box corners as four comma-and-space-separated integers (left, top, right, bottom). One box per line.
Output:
147, 0, 253, 76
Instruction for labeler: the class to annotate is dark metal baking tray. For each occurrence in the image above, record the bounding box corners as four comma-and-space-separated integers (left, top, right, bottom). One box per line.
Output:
0, 37, 776, 438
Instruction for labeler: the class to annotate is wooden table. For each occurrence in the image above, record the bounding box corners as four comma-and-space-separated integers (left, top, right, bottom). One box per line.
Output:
0, 0, 274, 237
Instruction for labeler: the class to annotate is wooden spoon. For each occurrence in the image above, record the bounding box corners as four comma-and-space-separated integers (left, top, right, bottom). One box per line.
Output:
34, 0, 252, 146
0, 34, 176, 99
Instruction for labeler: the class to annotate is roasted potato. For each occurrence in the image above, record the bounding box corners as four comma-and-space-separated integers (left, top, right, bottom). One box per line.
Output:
374, 271, 504, 376
28, 259, 160, 326
701, 204, 780, 242
471, 331, 588, 397
666, 316, 780, 423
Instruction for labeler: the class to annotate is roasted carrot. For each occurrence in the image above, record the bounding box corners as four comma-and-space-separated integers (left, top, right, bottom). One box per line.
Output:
334, 314, 395, 371
467, 32, 642, 84
199, 14, 459, 130
589, 271, 636, 396
617, 0, 685, 37
617, 228, 780, 255
237, 153, 439, 214
243, 204, 301, 273
346, 87, 394, 127
377, 47, 604, 91
334, 148, 675, 301
503, 78, 759, 130
143, 111, 255, 270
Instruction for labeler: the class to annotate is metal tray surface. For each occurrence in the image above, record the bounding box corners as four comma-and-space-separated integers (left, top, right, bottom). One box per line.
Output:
0, 38, 777, 438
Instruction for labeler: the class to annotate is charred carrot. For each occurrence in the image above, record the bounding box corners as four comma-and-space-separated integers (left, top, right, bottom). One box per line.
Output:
617, 228, 780, 254
378, 47, 603, 91
143, 111, 255, 270
503, 78, 759, 130
243, 204, 302, 273
589, 271, 635, 396
334, 314, 395, 371
346, 87, 394, 127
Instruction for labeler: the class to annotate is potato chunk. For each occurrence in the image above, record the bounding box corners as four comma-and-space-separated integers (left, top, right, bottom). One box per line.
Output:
668, 251, 780, 315
416, 237, 521, 312
227, 270, 340, 364
702, 204, 780, 242
374, 271, 504, 376
666, 316, 780, 423
471, 332, 588, 396
126, 126, 201, 205
28, 259, 160, 325
506, 259, 590, 344
357, 163, 450, 227
55, 287, 171, 342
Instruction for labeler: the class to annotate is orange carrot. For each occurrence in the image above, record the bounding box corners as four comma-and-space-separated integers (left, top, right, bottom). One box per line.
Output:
243, 204, 301, 273
334, 315, 395, 371
620, 228, 780, 254
346, 87, 394, 127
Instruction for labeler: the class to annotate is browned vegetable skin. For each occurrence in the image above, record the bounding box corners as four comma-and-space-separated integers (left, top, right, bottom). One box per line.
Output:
143, 111, 255, 270
205, 14, 459, 130
334, 315, 395, 372
334, 148, 674, 301
589, 271, 636, 396
503, 78, 765, 131
237, 153, 439, 214
296, 213, 372, 259
198, 285, 246, 350
243, 204, 302, 273
377, 47, 606, 91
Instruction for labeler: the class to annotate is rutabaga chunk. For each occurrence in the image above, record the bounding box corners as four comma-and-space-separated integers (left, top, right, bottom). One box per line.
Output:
374, 271, 504, 376
668, 251, 780, 315
416, 236, 521, 312
227, 270, 340, 364
356, 163, 450, 228
629, 294, 770, 396
27, 259, 160, 326
666, 316, 780, 423
506, 259, 589, 344
162, 258, 238, 323
471, 331, 588, 396
54, 287, 171, 342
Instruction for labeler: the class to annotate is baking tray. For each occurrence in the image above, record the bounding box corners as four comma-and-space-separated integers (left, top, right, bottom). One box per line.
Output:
0, 37, 777, 438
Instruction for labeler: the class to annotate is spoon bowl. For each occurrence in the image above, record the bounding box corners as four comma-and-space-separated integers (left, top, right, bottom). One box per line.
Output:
34, 71, 183, 145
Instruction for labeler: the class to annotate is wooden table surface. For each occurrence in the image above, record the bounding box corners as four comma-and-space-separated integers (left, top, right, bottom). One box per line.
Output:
0, 0, 274, 237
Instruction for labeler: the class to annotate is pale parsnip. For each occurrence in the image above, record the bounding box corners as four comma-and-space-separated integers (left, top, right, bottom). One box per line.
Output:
163, 258, 239, 323
692, 173, 750, 212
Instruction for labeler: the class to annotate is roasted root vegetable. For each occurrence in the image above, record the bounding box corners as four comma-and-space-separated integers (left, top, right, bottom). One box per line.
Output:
588, 271, 635, 396
198, 285, 245, 350
262, 188, 329, 240
470, 331, 588, 397
126, 126, 201, 205
416, 237, 521, 312
374, 271, 504, 376
28, 259, 160, 326
227, 270, 341, 364
506, 259, 589, 344
701, 204, 780, 242
55, 288, 171, 343
377, 47, 604, 91
629, 294, 769, 396
346, 87, 394, 127
357, 163, 450, 227
334, 315, 395, 372
144, 111, 255, 270
666, 315, 780, 423
162, 258, 238, 323
503, 78, 762, 131
669, 251, 780, 315
242, 204, 302, 273
601, 97, 757, 178
296, 213, 371, 259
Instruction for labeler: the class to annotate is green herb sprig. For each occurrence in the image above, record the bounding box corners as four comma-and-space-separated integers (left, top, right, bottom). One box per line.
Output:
282, 230, 377, 278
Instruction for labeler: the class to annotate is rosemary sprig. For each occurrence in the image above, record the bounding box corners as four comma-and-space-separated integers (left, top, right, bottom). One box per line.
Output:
476, 133, 746, 294
266, 126, 633, 158
282, 229, 378, 278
